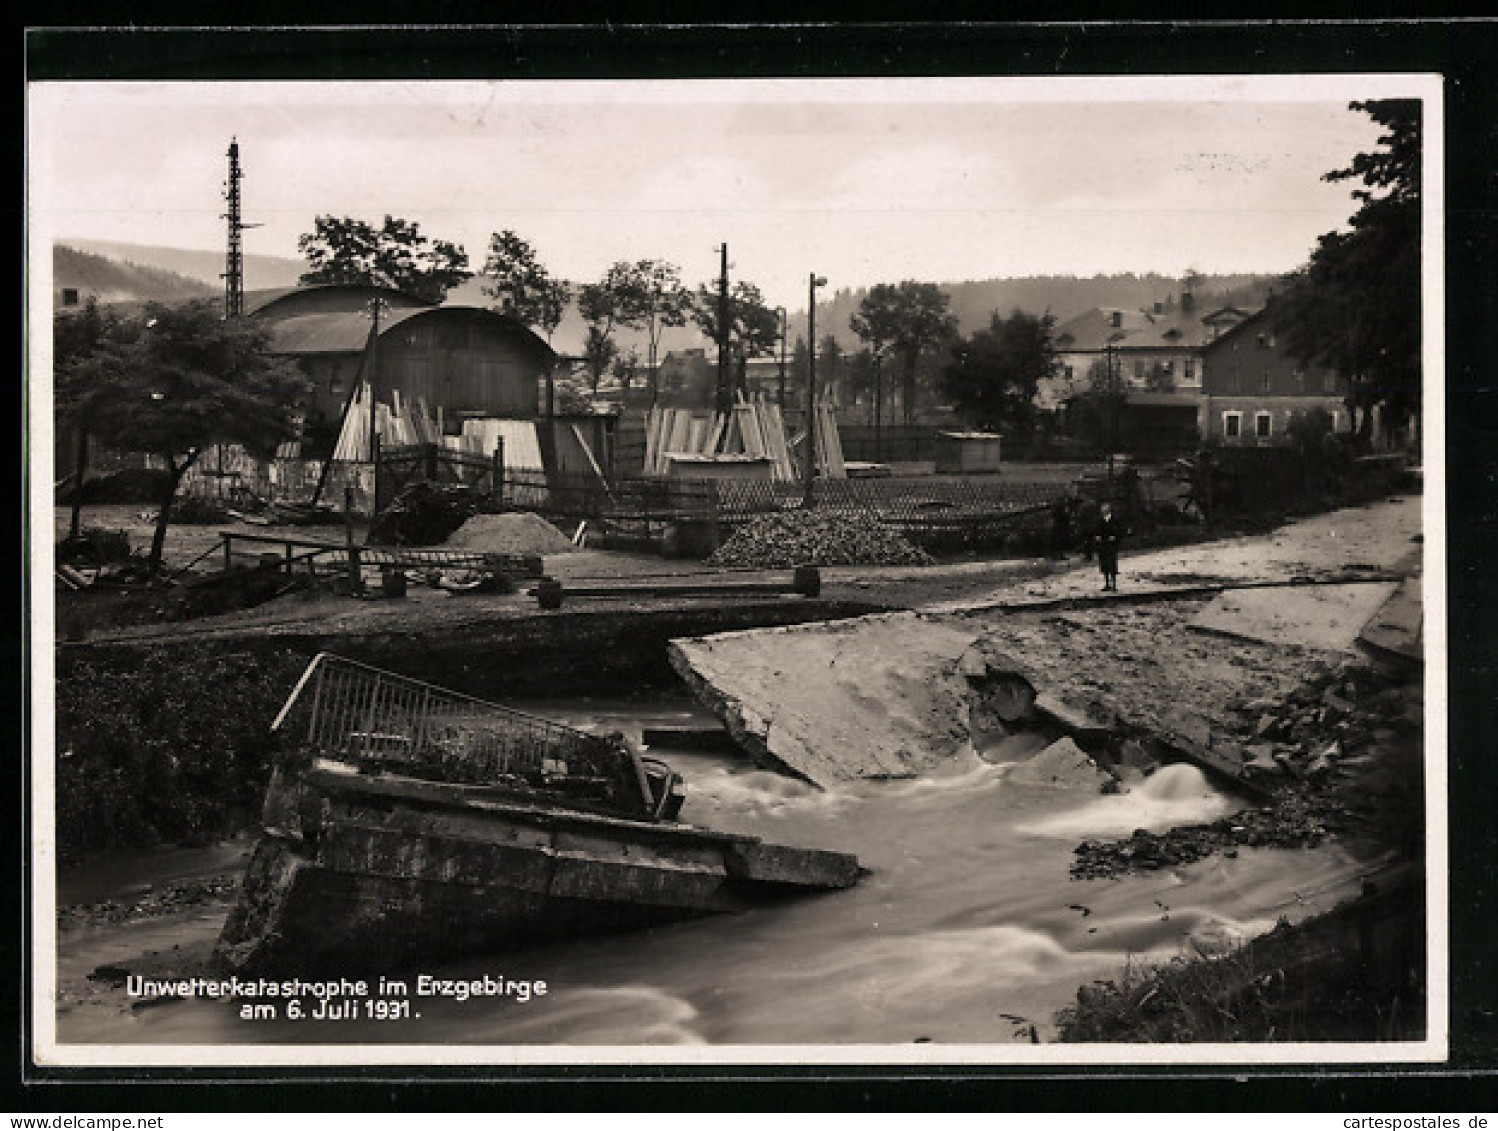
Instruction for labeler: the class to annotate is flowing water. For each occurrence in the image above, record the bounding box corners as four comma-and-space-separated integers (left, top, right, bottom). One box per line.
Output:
52, 698, 1391, 1051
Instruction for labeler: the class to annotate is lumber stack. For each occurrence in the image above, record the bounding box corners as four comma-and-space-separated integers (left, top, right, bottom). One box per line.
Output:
642, 395, 840, 481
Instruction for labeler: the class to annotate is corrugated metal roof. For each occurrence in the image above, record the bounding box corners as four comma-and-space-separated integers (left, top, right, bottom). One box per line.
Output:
263, 307, 428, 354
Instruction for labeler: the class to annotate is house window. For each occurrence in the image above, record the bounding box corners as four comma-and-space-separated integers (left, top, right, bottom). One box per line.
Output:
1261, 370, 1271, 392
1223, 411, 1243, 439
1255, 411, 1273, 439
1294, 369, 1306, 392
1134, 360, 1145, 380
62, 288, 79, 307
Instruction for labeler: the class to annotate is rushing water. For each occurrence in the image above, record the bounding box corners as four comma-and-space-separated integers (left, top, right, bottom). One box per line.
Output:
53, 698, 1390, 1050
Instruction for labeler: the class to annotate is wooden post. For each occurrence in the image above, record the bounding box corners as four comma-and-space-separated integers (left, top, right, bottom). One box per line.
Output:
223, 533, 234, 574
370, 432, 381, 513
344, 485, 360, 593
492, 439, 505, 504
424, 441, 438, 482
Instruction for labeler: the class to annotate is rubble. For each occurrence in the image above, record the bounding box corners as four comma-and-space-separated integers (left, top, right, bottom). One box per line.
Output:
367, 481, 478, 546
1071, 656, 1423, 879
707, 511, 934, 569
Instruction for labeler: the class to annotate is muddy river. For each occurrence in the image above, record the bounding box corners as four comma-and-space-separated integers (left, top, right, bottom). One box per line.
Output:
52, 697, 1393, 1053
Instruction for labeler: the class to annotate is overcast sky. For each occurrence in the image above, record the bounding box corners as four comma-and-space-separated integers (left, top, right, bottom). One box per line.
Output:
27, 75, 1433, 312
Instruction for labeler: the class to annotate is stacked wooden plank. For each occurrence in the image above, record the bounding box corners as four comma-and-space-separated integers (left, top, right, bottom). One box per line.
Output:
813, 400, 846, 478
642, 396, 815, 481
454, 418, 545, 471
331, 382, 373, 461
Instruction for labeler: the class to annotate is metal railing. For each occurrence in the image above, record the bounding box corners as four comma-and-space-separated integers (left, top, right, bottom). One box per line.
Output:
271, 653, 660, 813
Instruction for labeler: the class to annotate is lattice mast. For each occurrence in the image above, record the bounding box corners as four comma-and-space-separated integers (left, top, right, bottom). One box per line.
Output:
222, 138, 246, 317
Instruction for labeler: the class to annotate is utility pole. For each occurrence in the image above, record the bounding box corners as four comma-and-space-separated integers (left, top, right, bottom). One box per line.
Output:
716, 244, 731, 416
1107, 340, 1119, 484
776, 306, 788, 407
366, 296, 388, 463
802, 273, 828, 506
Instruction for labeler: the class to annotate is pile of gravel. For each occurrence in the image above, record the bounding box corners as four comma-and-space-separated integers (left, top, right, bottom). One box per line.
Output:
707, 511, 934, 569
445, 511, 579, 556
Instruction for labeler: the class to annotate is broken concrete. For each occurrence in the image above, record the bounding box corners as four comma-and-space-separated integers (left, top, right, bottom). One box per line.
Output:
1005, 737, 1111, 789
668, 610, 1128, 790
1189, 581, 1399, 654
668, 611, 983, 786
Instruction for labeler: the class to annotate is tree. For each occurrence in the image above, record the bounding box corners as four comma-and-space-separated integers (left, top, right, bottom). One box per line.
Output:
479, 230, 570, 340
817, 334, 845, 405
620, 260, 691, 397
939, 309, 1057, 436
298, 215, 472, 303
1269, 100, 1421, 443
851, 281, 958, 426
1145, 360, 1176, 393
54, 300, 309, 573
689, 278, 780, 406
612, 346, 643, 393
788, 336, 811, 405
577, 263, 638, 395
1066, 353, 1128, 451
54, 298, 124, 538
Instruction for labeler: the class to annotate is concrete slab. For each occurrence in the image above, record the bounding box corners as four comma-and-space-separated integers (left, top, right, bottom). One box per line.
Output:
1359, 575, 1424, 665
668, 612, 983, 787
1189, 581, 1399, 654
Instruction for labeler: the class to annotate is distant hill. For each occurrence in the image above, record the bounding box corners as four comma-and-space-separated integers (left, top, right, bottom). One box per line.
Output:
58, 239, 306, 294
52, 245, 220, 307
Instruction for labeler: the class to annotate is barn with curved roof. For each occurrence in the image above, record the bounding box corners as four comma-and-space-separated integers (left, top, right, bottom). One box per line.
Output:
246, 284, 556, 439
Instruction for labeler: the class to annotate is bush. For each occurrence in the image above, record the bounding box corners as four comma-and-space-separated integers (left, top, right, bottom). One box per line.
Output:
54, 650, 310, 860
56, 467, 171, 505
57, 526, 134, 566
169, 494, 233, 524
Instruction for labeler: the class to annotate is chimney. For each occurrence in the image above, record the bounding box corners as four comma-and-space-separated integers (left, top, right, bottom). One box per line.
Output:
1181, 291, 1196, 315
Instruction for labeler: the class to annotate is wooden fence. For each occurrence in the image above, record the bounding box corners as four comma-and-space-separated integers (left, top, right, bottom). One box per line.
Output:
497, 467, 1067, 546
374, 441, 504, 512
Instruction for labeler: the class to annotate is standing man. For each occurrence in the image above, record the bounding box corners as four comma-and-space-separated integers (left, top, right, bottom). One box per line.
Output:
1096, 503, 1122, 591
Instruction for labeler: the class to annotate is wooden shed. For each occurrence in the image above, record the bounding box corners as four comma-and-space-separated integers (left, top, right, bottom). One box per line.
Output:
934, 431, 1002, 474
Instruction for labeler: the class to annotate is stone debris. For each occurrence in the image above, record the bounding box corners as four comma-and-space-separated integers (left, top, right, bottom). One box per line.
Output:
707, 511, 934, 569
368, 481, 477, 546
1005, 736, 1111, 789
1070, 655, 1424, 879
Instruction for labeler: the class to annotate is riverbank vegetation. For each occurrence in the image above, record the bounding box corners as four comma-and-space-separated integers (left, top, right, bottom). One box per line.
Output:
54, 650, 306, 861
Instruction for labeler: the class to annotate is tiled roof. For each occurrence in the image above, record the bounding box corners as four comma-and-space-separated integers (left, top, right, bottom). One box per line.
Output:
1055, 304, 1261, 352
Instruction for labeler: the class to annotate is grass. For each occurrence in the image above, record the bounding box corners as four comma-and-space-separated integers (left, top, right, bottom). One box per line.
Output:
1055, 879, 1426, 1043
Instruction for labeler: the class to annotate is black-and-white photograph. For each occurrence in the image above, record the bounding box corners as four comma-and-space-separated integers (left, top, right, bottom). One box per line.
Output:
26, 56, 1445, 1073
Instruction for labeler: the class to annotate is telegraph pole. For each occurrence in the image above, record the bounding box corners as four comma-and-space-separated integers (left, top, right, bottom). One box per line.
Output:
716, 244, 731, 416
802, 273, 828, 506
776, 306, 788, 407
